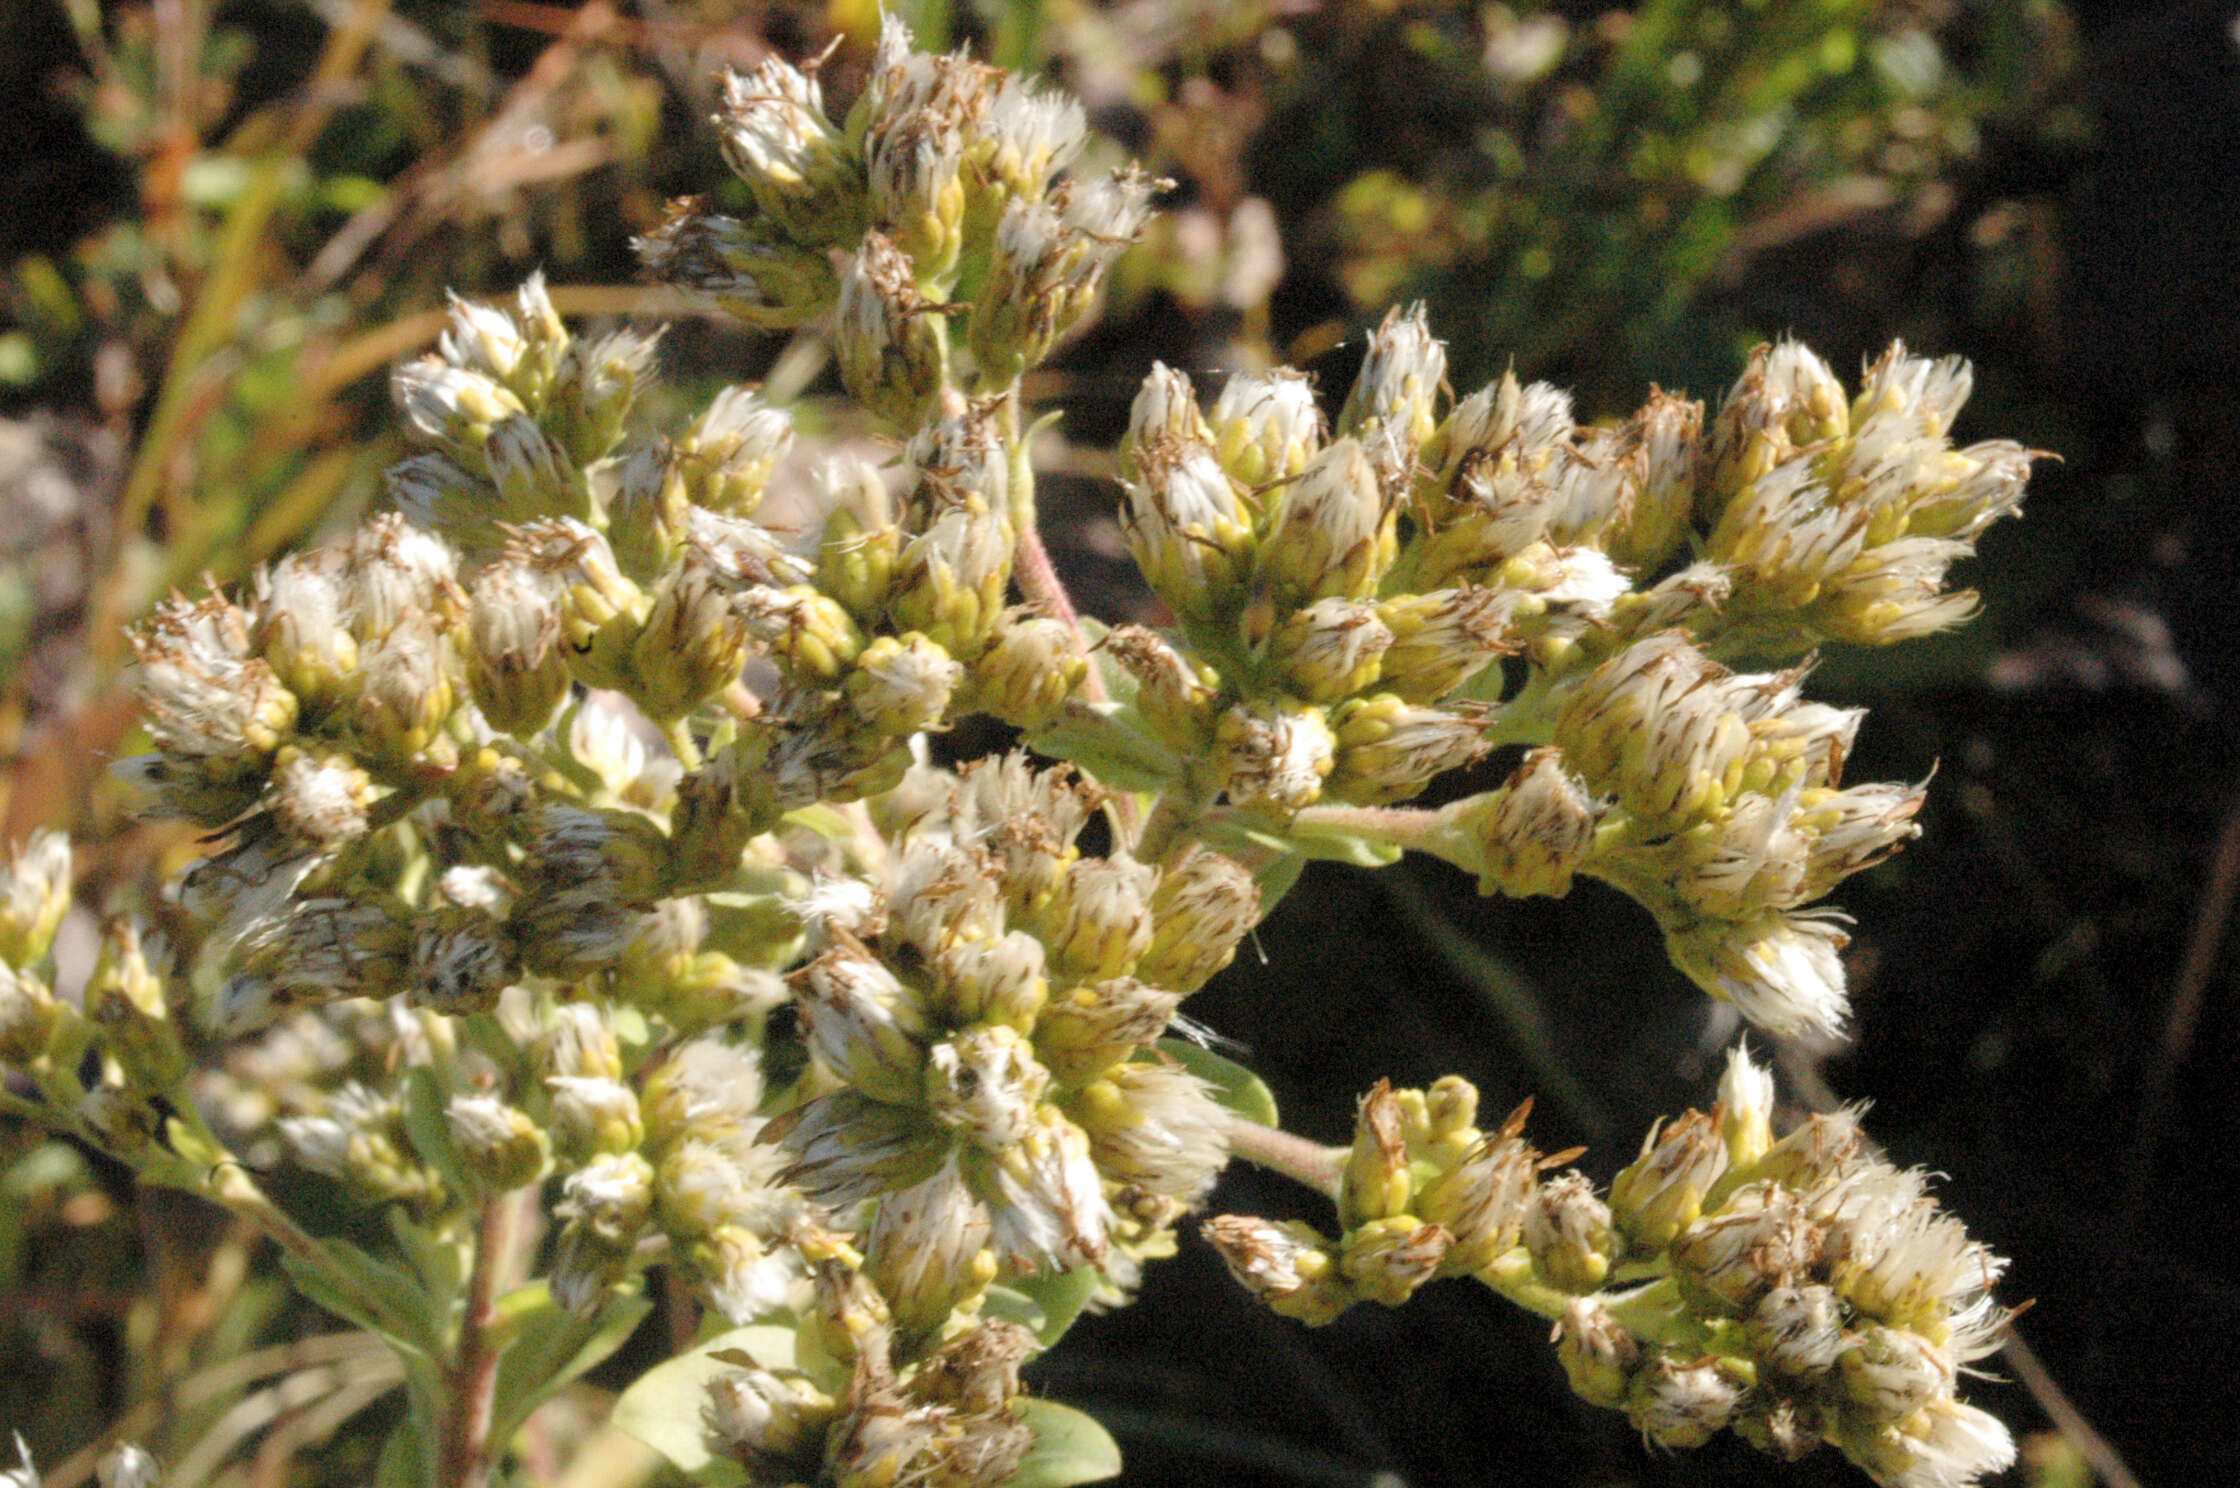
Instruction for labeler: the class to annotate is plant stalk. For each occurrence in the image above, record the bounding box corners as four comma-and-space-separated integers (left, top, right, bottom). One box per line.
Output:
998, 389, 1107, 702
440, 1195, 521, 1488
1225, 1117, 1345, 1201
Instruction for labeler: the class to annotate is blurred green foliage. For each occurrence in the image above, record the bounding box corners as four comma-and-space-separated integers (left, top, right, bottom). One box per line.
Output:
1013, 0, 2081, 404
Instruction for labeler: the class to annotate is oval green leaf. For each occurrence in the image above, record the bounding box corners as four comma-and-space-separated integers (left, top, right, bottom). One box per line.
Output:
610, 1323, 795, 1477
997, 1400, 1122, 1488
1154, 1038, 1278, 1128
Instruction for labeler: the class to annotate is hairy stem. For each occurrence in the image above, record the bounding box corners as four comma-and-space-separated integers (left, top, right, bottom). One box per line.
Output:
441, 1195, 521, 1488
1225, 1117, 1346, 1200
998, 389, 1108, 703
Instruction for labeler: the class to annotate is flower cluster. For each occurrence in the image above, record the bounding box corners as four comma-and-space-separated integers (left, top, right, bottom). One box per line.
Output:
700, 1267, 1045, 1488
0, 18, 2036, 1488
1206, 1048, 2015, 1488
775, 755, 1257, 1338
1082, 318, 2023, 1037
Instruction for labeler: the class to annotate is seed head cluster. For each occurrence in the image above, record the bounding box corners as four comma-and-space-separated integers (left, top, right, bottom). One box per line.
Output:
0, 17, 2034, 1488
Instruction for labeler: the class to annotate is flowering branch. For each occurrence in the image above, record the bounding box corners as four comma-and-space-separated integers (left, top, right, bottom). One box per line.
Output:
0, 15, 2041, 1488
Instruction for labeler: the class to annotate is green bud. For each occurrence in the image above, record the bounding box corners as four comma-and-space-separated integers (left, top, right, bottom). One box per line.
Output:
467, 561, 570, 736
483, 414, 589, 524
737, 585, 866, 687
1268, 598, 1391, 703
813, 456, 903, 623
1137, 848, 1259, 994
794, 943, 930, 1104
1339, 1215, 1451, 1306
1040, 853, 1156, 985
888, 506, 1013, 661
1339, 1082, 1416, 1229
1744, 1110, 1863, 1195
863, 51, 979, 287
507, 520, 647, 695
968, 170, 1157, 381
867, 1158, 997, 1341
393, 358, 528, 468
86, 920, 188, 1093
713, 59, 865, 249
835, 233, 947, 430
1255, 437, 1393, 607
604, 443, 690, 582
633, 206, 840, 329
1103, 625, 1218, 753
1556, 1298, 1642, 1409
968, 610, 1085, 731
1605, 390, 1702, 572
929, 932, 1048, 1031
1124, 448, 1257, 627
1524, 1171, 1617, 1294
845, 632, 962, 737
1209, 368, 1323, 489
0, 962, 57, 1066
352, 617, 457, 767
1336, 304, 1446, 476
631, 556, 753, 721
1416, 1123, 1541, 1278
1609, 1108, 1730, 1255
1374, 587, 1516, 704
1326, 695, 1490, 807
678, 386, 794, 518
254, 553, 359, 716
447, 1095, 551, 1194
1706, 339, 1850, 521
1201, 1215, 1354, 1326
1033, 976, 1181, 1086
551, 328, 659, 468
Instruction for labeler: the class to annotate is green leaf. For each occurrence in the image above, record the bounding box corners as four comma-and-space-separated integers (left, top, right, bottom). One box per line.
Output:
400, 1067, 469, 1200
372, 1410, 426, 1488
491, 1286, 653, 1441
781, 802, 859, 842
1028, 701, 1181, 794
1155, 1039, 1278, 1128
1209, 819, 1403, 870
278, 1238, 440, 1358
611, 1323, 796, 1477
979, 1284, 1047, 1336
996, 1400, 1122, 1488
1250, 849, 1309, 915
1007, 1264, 1102, 1346
370, 1362, 440, 1488
387, 1205, 465, 1300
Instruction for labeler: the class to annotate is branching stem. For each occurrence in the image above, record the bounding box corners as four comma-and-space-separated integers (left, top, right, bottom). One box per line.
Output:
997, 388, 1108, 703
1225, 1117, 1345, 1201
